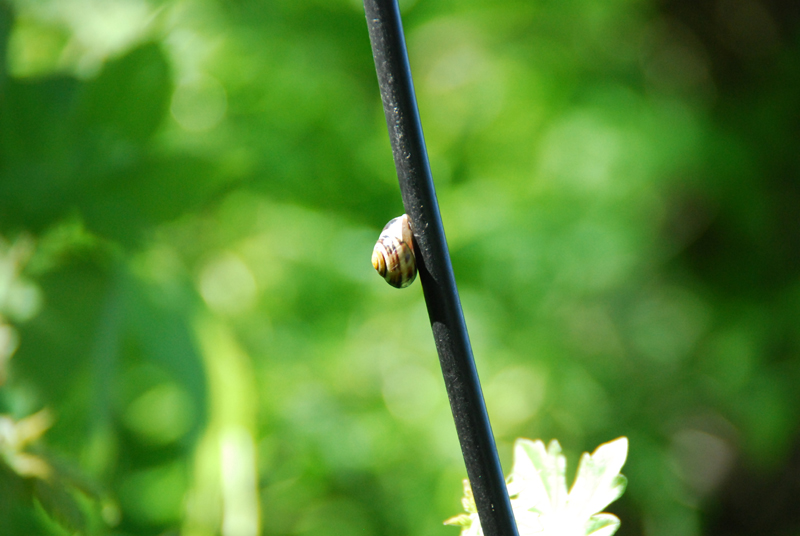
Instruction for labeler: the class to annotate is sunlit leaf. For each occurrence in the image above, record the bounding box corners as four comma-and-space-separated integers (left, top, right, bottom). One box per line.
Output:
567, 438, 628, 521
448, 437, 628, 536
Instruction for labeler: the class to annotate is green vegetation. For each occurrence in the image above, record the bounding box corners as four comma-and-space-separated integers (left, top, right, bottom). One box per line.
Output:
1, 1, 799, 535
446, 437, 628, 536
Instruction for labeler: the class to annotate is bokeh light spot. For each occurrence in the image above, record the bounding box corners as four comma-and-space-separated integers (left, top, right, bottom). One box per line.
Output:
123, 382, 195, 446
171, 74, 228, 132
382, 364, 441, 423
199, 253, 258, 315
486, 365, 546, 435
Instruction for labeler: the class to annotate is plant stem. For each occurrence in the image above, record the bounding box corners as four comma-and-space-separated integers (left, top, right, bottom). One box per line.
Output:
362, 2, 519, 535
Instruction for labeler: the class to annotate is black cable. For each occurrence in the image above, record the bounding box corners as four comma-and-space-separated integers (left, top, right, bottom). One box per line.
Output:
363, 2, 519, 535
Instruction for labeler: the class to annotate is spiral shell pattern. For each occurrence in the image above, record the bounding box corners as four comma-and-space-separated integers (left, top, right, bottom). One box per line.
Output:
372, 214, 417, 288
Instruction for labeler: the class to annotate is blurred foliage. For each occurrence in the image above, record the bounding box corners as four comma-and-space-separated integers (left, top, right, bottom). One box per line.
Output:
1, 0, 799, 535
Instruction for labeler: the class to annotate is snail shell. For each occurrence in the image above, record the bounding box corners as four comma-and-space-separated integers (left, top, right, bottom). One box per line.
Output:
372, 214, 417, 288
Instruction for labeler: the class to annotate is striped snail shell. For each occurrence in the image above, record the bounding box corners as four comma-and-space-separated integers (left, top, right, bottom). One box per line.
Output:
372, 214, 417, 288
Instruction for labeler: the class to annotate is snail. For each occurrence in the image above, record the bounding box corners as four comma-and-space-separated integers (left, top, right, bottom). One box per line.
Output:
372, 214, 417, 288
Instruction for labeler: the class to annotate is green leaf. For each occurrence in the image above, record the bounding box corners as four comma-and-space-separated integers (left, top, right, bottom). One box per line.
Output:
584, 513, 621, 536
508, 438, 568, 514
450, 437, 628, 536
33, 480, 86, 534
567, 437, 628, 520
74, 43, 172, 144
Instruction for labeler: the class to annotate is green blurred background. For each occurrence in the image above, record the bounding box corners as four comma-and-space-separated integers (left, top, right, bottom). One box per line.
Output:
1, 0, 799, 535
